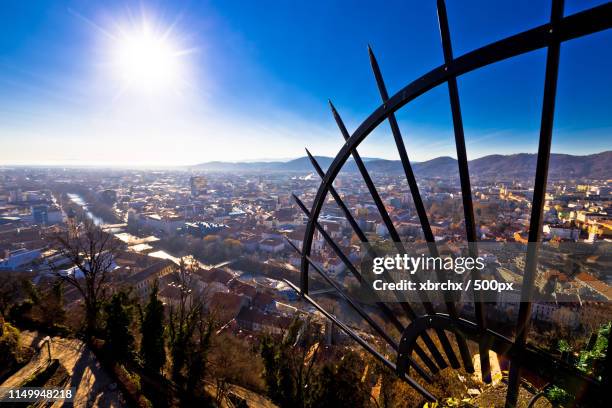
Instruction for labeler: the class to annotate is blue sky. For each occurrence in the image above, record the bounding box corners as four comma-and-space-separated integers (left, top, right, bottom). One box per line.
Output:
0, 0, 610, 166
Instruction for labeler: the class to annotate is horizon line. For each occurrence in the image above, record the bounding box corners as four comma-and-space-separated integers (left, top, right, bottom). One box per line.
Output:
0, 150, 609, 170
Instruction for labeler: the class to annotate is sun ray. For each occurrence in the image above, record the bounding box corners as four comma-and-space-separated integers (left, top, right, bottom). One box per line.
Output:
68, 8, 119, 41
108, 16, 191, 96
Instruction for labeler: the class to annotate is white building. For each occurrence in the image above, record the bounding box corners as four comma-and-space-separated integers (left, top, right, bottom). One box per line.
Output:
0, 248, 42, 271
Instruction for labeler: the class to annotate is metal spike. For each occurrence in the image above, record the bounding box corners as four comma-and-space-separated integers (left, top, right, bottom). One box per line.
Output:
328, 101, 463, 369
284, 237, 434, 382
292, 193, 446, 371
436, 0, 485, 377
506, 0, 565, 406
283, 278, 436, 402
306, 149, 368, 243
368, 44, 473, 371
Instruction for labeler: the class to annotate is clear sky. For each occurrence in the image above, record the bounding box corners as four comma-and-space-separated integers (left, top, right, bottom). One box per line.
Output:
0, 0, 610, 166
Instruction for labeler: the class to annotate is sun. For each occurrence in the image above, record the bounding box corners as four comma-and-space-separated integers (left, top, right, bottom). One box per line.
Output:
112, 23, 185, 94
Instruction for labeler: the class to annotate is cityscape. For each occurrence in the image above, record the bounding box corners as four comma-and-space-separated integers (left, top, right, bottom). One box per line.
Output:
0, 0, 611, 407
0, 151, 610, 406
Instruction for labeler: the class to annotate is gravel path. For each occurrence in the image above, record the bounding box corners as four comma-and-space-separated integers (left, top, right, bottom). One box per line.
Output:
1, 331, 125, 408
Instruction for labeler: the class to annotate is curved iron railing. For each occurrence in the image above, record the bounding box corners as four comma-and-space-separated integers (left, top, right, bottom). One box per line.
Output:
286, 1, 612, 406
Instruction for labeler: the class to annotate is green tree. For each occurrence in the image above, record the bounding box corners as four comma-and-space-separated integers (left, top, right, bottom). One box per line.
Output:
260, 318, 320, 408
184, 314, 215, 405
8, 300, 34, 327
576, 321, 610, 377
0, 274, 22, 318
139, 281, 166, 374
39, 280, 67, 328
168, 263, 197, 383
0, 320, 22, 369
6, 279, 66, 330
309, 351, 370, 408
166, 260, 217, 406
104, 291, 135, 362
260, 334, 295, 407
545, 322, 611, 406
557, 339, 572, 353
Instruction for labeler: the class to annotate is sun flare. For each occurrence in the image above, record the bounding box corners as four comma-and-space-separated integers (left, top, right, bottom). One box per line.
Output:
112, 23, 185, 94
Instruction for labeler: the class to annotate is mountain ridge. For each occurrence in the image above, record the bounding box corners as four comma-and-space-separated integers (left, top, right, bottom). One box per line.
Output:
192, 151, 611, 179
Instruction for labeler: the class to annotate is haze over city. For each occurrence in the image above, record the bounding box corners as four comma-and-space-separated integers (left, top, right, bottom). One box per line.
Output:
1, 0, 611, 166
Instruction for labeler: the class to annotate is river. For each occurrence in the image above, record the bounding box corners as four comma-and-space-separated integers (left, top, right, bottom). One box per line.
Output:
66, 193, 106, 226
65, 193, 181, 262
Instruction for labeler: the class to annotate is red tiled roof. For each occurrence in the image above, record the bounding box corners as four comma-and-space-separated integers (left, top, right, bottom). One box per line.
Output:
209, 292, 245, 319
228, 280, 257, 298
575, 272, 612, 300
196, 267, 233, 285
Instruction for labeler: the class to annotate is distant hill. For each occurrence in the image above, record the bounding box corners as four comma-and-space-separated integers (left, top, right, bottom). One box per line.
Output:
468, 152, 611, 179
193, 151, 611, 179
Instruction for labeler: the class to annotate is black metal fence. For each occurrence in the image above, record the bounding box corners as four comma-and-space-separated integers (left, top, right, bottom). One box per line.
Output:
286, 1, 612, 406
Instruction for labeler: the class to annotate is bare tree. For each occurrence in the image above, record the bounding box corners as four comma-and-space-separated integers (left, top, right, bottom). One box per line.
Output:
209, 333, 265, 405
51, 218, 121, 335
